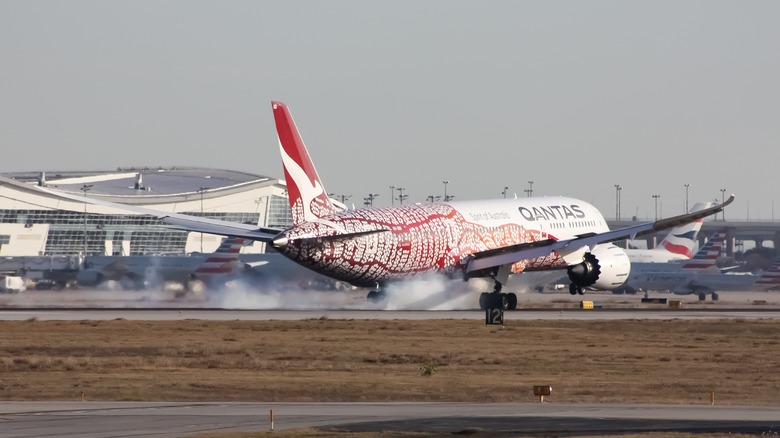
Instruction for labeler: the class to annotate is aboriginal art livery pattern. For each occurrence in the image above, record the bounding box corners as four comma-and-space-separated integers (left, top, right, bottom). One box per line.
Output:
274, 203, 567, 286
270, 101, 601, 286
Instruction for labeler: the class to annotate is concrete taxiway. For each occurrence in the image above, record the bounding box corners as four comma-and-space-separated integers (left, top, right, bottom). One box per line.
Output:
1, 402, 779, 437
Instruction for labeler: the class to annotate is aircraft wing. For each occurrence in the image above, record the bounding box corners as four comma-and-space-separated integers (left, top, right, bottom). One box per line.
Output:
466, 195, 734, 273
35, 186, 282, 242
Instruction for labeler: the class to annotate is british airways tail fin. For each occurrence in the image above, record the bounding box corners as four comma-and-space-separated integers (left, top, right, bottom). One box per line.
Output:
272, 101, 336, 226
681, 228, 727, 270
657, 202, 712, 259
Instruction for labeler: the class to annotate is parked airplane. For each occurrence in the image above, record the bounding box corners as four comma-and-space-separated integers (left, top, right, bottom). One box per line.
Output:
77, 236, 252, 290
78, 237, 340, 292
615, 228, 727, 294
41, 102, 734, 310
625, 202, 712, 263
623, 229, 780, 300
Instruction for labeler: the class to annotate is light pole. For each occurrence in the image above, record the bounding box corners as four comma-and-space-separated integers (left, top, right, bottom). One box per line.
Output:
396, 187, 408, 205
684, 183, 691, 213
502, 186, 509, 199
652, 195, 660, 221
527, 180, 534, 197
442, 181, 450, 202
426, 195, 441, 203
720, 188, 726, 221
363, 193, 379, 207
614, 184, 622, 221
80, 184, 93, 255
198, 186, 210, 252
330, 193, 351, 204
389, 185, 396, 206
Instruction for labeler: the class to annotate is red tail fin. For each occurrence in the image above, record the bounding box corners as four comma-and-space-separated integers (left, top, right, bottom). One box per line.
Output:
195, 236, 248, 275
754, 257, 780, 287
272, 101, 335, 225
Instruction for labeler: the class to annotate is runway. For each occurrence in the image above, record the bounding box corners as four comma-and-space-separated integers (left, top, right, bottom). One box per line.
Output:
2, 287, 780, 321
3, 307, 780, 321
1, 401, 779, 437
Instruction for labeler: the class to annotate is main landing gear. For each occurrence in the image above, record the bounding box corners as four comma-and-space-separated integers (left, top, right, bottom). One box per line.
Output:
479, 281, 518, 311
569, 283, 585, 296
366, 289, 386, 303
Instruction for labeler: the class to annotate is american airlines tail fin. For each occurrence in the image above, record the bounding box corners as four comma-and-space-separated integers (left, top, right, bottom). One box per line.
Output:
681, 228, 727, 270
194, 236, 249, 276
272, 101, 336, 226
753, 257, 780, 289
657, 202, 712, 259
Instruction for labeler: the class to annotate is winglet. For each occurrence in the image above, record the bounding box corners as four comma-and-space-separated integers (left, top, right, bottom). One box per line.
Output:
650, 195, 734, 233
272, 101, 336, 225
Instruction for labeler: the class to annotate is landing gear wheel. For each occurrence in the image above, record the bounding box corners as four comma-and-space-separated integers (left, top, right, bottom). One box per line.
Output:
711, 292, 719, 301
569, 283, 583, 296
479, 292, 490, 310
698, 292, 706, 301
499, 293, 509, 310
367, 290, 385, 303
507, 293, 518, 310
479, 292, 507, 310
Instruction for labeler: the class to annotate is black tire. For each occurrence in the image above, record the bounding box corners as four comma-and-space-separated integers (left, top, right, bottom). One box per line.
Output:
577, 287, 584, 295
367, 290, 386, 303
698, 292, 706, 301
507, 293, 518, 310
479, 292, 489, 310
499, 293, 509, 310
711, 292, 719, 301
569, 283, 578, 295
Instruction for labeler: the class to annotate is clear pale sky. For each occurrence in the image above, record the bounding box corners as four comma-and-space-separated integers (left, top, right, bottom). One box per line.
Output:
2, 1, 778, 220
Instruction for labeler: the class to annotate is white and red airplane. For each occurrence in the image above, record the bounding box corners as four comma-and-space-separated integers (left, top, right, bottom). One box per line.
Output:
161, 101, 733, 309
42, 101, 734, 310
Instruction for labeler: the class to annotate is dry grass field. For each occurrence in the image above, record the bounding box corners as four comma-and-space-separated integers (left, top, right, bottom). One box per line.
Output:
1, 317, 779, 407
194, 432, 768, 438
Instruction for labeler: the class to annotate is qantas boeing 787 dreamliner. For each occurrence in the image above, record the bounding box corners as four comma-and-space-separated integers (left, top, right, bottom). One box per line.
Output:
162, 101, 733, 310
43, 101, 734, 310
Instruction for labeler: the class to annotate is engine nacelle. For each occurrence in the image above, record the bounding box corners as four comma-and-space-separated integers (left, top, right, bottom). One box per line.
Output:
567, 244, 630, 290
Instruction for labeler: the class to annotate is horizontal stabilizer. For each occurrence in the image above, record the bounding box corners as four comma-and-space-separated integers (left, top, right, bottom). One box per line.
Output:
273, 229, 388, 248
162, 217, 281, 242
36, 185, 282, 243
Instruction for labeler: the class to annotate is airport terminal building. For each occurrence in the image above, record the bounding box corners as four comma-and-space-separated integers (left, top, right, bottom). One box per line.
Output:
0, 167, 303, 257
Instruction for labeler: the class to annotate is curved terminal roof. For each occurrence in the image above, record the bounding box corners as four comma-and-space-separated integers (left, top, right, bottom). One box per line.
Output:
2, 167, 279, 201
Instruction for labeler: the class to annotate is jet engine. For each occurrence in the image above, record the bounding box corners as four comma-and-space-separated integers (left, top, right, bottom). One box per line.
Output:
567, 244, 630, 291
